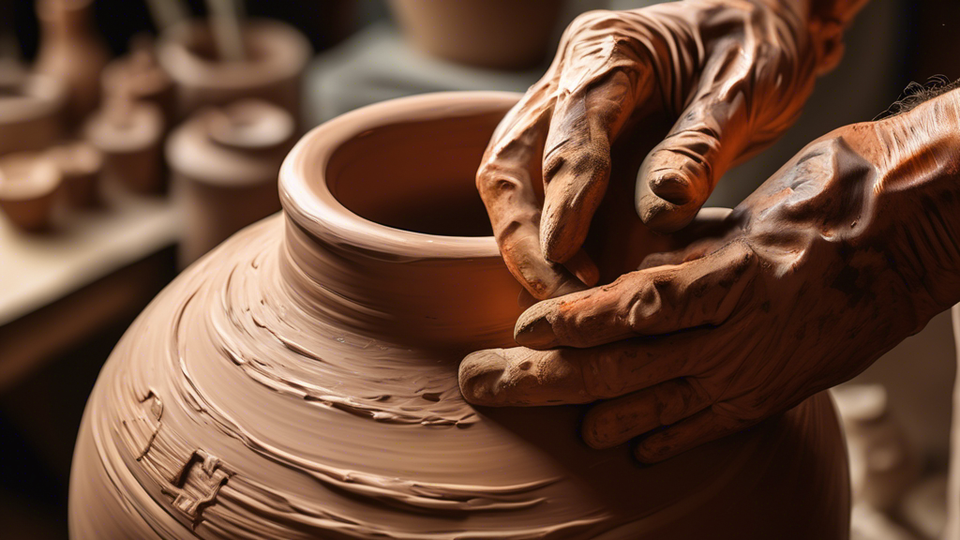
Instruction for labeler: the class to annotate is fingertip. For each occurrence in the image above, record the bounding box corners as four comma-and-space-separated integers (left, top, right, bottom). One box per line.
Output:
649, 173, 694, 206
514, 303, 560, 349
581, 407, 621, 450
540, 209, 584, 265
633, 440, 669, 464
635, 190, 699, 233
458, 349, 508, 406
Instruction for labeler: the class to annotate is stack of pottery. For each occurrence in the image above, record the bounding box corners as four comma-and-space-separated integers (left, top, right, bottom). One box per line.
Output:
83, 99, 165, 194
0, 0, 109, 230
0, 153, 62, 231
100, 37, 176, 129
0, 64, 66, 156
0, 64, 67, 230
70, 92, 852, 540
168, 99, 295, 265
46, 140, 103, 208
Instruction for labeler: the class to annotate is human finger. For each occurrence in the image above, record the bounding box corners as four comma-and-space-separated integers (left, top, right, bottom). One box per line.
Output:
635, 41, 760, 233
634, 406, 750, 463
581, 378, 711, 449
459, 329, 706, 407
539, 68, 648, 264
477, 91, 588, 300
514, 240, 757, 349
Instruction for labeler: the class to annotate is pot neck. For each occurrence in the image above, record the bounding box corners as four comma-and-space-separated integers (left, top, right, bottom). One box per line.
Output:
277, 92, 525, 353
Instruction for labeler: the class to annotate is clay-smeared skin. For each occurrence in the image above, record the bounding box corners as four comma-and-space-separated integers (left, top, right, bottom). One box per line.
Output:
476, 0, 867, 301
70, 93, 851, 539
462, 89, 960, 464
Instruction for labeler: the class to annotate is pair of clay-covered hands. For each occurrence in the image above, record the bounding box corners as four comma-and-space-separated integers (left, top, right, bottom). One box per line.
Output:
459, 0, 960, 462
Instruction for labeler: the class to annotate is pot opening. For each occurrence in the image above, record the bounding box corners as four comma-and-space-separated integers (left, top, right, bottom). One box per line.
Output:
325, 111, 506, 237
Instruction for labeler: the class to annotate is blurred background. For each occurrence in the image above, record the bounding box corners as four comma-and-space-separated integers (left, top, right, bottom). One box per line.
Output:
0, 0, 958, 538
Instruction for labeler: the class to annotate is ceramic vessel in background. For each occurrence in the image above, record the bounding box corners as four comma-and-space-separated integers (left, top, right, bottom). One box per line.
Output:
168, 99, 294, 266
101, 37, 176, 129
35, 0, 110, 128
83, 99, 165, 194
0, 152, 62, 231
0, 64, 66, 156
46, 140, 103, 207
69, 93, 851, 539
157, 19, 310, 122
388, 0, 563, 70
834, 384, 921, 513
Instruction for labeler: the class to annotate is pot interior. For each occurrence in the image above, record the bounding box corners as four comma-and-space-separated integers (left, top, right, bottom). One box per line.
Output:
324, 109, 505, 238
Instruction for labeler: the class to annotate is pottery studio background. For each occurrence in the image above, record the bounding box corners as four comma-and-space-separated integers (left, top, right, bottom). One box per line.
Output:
1, 0, 959, 538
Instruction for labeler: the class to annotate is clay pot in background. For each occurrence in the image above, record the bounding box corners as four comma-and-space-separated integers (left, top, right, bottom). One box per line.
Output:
167, 99, 294, 266
157, 19, 310, 122
833, 384, 922, 513
101, 38, 176, 129
0, 64, 66, 156
46, 140, 103, 207
0, 152, 62, 232
70, 92, 850, 540
34, 0, 111, 129
388, 0, 563, 70
83, 100, 164, 194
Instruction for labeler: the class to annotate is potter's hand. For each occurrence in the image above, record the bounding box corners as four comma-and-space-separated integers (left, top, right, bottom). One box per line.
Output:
477, 0, 867, 299
462, 86, 960, 462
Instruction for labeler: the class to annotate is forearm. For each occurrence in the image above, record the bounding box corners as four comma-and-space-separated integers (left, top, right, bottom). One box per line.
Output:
863, 89, 960, 315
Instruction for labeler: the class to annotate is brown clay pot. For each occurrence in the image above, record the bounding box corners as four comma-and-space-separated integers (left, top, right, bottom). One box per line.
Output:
157, 19, 310, 121
46, 140, 103, 207
167, 99, 295, 265
101, 38, 176, 129
0, 64, 66, 156
388, 0, 563, 70
0, 152, 62, 231
34, 0, 111, 128
83, 100, 165, 194
69, 93, 850, 539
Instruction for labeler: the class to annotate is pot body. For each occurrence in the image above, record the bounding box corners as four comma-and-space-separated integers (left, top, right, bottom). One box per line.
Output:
0, 68, 65, 157
70, 92, 851, 539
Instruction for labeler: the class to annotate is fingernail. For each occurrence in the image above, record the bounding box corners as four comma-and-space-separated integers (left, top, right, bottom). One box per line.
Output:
458, 350, 507, 405
651, 174, 693, 206
514, 308, 559, 349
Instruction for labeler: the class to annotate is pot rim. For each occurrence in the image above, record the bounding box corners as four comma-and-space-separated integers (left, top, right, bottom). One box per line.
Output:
279, 91, 520, 261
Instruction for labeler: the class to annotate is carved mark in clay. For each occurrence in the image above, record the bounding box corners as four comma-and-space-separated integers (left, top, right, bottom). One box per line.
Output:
163, 450, 234, 528
120, 389, 163, 460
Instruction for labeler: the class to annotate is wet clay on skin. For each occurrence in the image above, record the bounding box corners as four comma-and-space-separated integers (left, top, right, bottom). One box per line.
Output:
69, 93, 850, 539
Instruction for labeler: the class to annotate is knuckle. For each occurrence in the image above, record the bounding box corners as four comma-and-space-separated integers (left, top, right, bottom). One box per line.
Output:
625, 275, 670, 329
476, 164, 523, 196
543, 145, 611, 182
